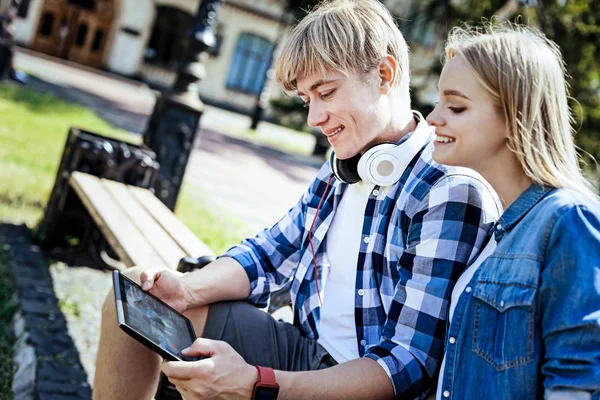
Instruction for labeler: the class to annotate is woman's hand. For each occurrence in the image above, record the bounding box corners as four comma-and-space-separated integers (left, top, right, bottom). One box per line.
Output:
161, 338, 259, 400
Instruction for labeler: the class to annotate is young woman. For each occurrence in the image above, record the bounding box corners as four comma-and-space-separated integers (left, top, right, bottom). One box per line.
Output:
427, 25, 600, 399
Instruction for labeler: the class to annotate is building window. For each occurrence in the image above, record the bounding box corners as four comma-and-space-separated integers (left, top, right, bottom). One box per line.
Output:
39, 13, 54, 37
68, 0, 95, 10
75, 23, 88, 47
144, 6, 193, 68
226, 33, 274, 95
15, 0, 31, 18
92, 29, 105, 52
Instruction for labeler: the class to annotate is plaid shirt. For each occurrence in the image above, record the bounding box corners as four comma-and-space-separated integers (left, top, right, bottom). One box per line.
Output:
223, 127, 501, 398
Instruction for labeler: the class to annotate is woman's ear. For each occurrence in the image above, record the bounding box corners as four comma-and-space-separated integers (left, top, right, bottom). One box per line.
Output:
379, 55, 398, 94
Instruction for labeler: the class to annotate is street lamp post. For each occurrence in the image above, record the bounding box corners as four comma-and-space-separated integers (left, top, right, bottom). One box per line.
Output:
144, 0, 221, 211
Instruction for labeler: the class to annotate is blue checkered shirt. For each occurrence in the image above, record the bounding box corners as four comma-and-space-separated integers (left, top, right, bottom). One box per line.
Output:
222, 134, 501, 398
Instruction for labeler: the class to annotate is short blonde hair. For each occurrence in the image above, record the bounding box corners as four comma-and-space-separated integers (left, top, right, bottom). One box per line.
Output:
446, 24, 597, 198
275, 0, 409, 92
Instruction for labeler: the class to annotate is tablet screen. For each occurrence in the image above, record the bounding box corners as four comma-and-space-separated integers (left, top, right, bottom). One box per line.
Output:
118, 274, 195, 359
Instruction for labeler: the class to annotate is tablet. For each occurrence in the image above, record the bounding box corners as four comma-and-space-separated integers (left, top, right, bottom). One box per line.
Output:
112, 270, 198, 361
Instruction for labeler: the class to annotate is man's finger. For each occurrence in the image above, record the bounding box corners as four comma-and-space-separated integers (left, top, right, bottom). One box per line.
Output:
139, 270, 161, 291
161, 359, 209, 380
181, 337, 223, 357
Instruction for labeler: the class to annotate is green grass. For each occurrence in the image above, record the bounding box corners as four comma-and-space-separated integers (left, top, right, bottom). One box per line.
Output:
0, 237, 17, 400
0, 83, 250, 253
176, 182, 252, 254
0, 84, 137, 227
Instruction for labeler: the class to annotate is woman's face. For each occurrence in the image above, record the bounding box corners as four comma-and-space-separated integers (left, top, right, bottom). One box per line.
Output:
426, 56, 509, 173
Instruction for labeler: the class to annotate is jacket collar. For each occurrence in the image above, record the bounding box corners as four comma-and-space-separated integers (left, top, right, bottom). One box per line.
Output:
493, 183, 554, 240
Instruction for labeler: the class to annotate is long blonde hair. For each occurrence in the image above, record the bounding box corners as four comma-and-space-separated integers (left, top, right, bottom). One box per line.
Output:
275, 0, 409, 92
446, 24, 597, 198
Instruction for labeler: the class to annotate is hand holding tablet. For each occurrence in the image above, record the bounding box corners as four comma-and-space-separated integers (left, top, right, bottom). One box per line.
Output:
112, 271, 201, 361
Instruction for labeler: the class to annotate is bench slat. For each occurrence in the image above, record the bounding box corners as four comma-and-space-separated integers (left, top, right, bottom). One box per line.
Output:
69, 172, 167, 268
129, 186, 215, 257
102, 179, 187, 268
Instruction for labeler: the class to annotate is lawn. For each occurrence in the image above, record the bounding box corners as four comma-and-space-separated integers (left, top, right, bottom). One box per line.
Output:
0, 83, 250, 253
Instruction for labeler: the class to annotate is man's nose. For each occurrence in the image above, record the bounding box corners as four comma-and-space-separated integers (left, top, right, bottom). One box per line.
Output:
307, 102, 328, 128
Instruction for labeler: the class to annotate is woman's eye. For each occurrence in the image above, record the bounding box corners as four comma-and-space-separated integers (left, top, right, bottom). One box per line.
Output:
448, 106, 466, 113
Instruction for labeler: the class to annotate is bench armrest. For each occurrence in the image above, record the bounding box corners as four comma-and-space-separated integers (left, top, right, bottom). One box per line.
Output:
177, 255, 217, 273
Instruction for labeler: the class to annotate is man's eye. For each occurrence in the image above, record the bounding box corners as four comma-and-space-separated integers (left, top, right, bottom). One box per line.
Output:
302, 102, 310, 108
320, 89, 336, 99
449, 106, 466, 113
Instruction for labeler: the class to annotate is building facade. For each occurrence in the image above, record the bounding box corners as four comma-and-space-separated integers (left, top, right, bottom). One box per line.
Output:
2, 0, 288, 114
1, 0, 440, 115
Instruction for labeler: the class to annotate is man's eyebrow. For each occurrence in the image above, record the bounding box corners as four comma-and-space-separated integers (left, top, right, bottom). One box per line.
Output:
443, 89, 470, 100
297, 79, 340, 96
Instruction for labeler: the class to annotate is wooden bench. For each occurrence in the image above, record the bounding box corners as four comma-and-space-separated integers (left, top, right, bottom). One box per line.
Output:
69, 171, 292, 400
68, 171, 213, 270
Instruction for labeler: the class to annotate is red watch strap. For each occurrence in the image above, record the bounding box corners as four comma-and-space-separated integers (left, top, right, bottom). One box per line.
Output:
255, 365, 277, 386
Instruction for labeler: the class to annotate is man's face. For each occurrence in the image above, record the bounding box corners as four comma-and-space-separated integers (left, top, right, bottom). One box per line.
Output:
297, 69, 387, 160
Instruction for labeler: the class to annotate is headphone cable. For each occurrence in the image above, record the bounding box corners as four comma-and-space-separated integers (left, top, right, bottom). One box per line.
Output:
307, 174, 334, 307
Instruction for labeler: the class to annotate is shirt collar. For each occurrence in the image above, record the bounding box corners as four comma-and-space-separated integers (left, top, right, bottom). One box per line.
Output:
396, 110, 434, 146
493, 183, 554, 240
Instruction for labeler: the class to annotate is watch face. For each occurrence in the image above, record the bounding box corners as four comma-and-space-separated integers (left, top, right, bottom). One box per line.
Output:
254, 386, 279, 400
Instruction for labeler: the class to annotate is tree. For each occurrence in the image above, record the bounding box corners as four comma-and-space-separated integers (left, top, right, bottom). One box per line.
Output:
532, 0, 600, 168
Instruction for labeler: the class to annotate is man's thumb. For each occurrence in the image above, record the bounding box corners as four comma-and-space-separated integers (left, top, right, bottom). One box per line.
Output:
181, 338, 217, 357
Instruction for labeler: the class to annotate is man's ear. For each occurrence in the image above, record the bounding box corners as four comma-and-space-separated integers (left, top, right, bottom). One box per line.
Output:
379, 55, 398, 94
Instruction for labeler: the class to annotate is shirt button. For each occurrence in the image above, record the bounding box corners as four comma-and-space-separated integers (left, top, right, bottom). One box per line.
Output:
465, 287, 472, 293
360, 339, 367, 346
448, 337, 456, 344
363, 237, 370, 244
373, 189, 380, 196
500, 300, 505, 307
443, 390, 450, 398
358, 289, 365, 296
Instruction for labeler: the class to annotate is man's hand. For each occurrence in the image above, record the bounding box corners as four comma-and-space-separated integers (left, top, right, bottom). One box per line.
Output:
139, 268, 191, 313
162, 338, 258, 400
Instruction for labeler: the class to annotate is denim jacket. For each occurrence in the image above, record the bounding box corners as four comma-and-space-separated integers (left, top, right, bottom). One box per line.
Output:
438, 184, 600, 400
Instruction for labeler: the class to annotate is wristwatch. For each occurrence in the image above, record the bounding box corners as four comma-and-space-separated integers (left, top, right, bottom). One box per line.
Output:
251, 366, 279, 400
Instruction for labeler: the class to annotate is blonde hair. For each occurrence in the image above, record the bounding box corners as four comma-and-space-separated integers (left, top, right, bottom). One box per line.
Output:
275, 0, 409, 92
445, 24, 597, 197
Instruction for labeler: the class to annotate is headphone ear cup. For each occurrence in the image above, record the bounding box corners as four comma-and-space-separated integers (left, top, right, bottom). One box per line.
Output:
330, 151, 361, 184
357, 143, 401, 186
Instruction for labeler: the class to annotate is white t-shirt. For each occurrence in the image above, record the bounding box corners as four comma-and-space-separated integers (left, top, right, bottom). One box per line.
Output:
317, 181, 376, 363
435, 235, 498, 400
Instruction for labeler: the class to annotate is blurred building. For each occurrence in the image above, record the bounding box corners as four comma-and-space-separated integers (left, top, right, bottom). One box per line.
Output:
0, 0, 288, 114
0, 0, 442, 115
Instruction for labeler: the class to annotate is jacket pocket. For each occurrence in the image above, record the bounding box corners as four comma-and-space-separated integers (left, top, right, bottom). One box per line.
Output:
471, 258, 538, 371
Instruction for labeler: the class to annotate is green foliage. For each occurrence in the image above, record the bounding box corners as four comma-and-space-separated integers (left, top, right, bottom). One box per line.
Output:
269, 96, 309, 132
0, 240, 16, 400
0, 84, 136, 227
533, 0, 600, 166
283, 0, 321, 21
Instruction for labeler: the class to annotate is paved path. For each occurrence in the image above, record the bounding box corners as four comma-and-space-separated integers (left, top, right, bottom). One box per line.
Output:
11, 49, 321, 389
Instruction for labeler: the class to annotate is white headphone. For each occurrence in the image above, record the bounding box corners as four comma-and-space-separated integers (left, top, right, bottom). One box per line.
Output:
329, 114, 431, 186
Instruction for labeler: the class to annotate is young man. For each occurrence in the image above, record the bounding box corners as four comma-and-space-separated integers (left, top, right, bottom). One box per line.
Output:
93, 1, 501, 399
